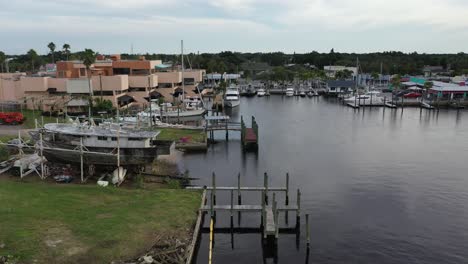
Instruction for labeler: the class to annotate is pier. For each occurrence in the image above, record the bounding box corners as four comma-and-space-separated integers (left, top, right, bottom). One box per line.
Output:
187, 172, 310, 263
241, 116, 259, 150
205, 115, 259, 150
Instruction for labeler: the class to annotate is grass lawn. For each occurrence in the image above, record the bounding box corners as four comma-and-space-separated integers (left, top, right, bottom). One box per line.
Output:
0, 179, 201, 263
20, 110, 66, 129
156, 128, 206, 143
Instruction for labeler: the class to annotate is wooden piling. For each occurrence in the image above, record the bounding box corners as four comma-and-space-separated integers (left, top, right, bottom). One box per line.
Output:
306, 214, 310, 248
212, 172, 216, 205
264, 172, 269, 205
237, 172, 242, 205
296, 189, 301, 229
261, 189, 266, 228
285, 172, 289, 205
80, 137, 84, 183
230, 189, 234, 229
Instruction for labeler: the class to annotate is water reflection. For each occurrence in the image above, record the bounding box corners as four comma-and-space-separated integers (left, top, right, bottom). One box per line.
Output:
183, 96, 468, 264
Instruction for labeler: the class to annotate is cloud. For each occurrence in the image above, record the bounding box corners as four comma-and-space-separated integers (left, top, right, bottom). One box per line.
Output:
277, 0, 468, 31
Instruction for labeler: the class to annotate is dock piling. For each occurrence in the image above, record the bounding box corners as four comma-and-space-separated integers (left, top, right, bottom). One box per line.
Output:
306, 214, 310, 248
264, 172, 269, 205
296, 189, 301, 229
230, 189, 234, 229
237, 172, 242, 205
285, 172, 289, 205
212, 172, 216, 205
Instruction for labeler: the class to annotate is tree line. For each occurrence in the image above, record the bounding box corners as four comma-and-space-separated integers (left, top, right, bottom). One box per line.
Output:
2, 46, 468, 76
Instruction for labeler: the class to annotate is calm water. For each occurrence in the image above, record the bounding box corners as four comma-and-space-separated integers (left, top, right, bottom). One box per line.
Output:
180, 96, 468, 263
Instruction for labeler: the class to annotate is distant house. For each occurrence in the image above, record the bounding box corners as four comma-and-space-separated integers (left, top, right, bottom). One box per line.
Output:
326, 80, 355, 95
423, 65, 451, 77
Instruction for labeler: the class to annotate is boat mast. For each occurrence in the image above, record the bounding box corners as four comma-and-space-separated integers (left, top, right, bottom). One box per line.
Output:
380, 62, 383, 87
181, 40, 185, 102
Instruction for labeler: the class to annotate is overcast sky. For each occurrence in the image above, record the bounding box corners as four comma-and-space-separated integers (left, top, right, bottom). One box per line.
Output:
1, 0, 468, 55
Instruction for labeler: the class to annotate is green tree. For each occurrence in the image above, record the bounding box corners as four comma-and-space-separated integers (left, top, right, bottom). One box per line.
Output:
371, 72, 379, 85
62, 44, 71, 61
423, 81, 433, 97
391, 74, 401, 91
81, 49, 96, 118
27, 49, 38, 71
48, 42, 56, 63
0, 51, 5, 72
335, 69, 352, 80
93, 98, 114, 113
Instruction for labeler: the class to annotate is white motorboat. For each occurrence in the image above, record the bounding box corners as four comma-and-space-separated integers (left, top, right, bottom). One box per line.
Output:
299, 90, 306, 97
285, 87, 294, 97
257, 88, 266, 97
137, 98, 205, 120
224, 84, 241, 108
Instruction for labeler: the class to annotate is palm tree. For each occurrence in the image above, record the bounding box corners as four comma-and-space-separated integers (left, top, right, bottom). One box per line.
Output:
27, 49, 38, 71
62, 44, 71, 61
47, 42, 56, 63
0, 51, 5, 73
423, 81, 433, 99
81, 49, 96, 119
371, 72, 379, 85
391, 74, 401, 91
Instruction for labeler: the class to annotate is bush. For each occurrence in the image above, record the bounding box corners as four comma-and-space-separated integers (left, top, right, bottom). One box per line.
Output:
165, 178, 181, 189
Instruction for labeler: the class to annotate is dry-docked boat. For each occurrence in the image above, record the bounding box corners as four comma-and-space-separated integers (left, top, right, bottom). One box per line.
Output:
30, 123, 171, 166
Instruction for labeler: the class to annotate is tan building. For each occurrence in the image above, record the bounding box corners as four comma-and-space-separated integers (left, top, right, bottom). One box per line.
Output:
0, 54, 205, 114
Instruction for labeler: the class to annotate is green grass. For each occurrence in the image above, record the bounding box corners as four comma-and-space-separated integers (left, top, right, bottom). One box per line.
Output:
20, 110, 66, 129
156, 128, 206, 143
0, 179, 201, 263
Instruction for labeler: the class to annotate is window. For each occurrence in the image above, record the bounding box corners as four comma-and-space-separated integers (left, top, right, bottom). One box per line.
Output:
129, 87, 147, 92
184, 78, 195, 85
159, 83, 172, 88
330, 87, 336, 91
111, 137, 117, 141
79, 68, 86, 76
113, 68, 130, 75
98, 136, 107, 140
128, 137, 143, 141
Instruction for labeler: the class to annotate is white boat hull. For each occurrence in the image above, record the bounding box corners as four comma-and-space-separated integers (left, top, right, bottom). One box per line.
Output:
224, 100, 240, 108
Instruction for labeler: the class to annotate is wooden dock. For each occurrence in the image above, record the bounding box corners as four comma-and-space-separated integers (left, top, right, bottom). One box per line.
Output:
204, 115, 259, 151
188, 172, 311, 263
346, 102, 360, 108
241, 116, 258, 150
190, 172, 300, 242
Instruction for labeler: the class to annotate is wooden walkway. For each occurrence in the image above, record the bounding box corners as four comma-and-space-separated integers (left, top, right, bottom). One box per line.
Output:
193, 172, 300, 242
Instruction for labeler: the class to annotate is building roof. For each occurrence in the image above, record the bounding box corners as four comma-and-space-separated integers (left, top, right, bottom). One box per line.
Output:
327, 80, 355, 87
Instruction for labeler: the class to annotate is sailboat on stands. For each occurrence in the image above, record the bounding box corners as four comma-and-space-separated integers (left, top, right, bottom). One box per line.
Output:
135, 40, 206, 121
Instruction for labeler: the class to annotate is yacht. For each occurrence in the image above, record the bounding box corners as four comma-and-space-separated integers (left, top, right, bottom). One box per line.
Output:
344, 91, 384, 106
224, 84, 241, 108
137, 98, 205, 120
257, 88, 266, 97
299, 89, 306, 97
30, 122, 171, 166
285, 87, 294, 97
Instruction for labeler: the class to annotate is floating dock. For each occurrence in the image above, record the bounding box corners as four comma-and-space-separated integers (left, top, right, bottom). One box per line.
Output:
346, 102, 360, 108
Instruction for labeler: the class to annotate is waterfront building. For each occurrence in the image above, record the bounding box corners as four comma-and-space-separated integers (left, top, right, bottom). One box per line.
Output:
0, 55, 205, 114
326, 80, 355, 96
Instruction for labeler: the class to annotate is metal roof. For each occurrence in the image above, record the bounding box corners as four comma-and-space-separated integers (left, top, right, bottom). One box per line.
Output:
327, 80, 355, 87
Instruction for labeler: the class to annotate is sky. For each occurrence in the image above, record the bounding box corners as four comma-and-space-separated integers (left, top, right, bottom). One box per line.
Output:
1, 0, 468, 55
